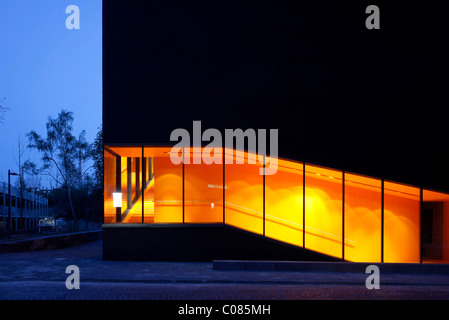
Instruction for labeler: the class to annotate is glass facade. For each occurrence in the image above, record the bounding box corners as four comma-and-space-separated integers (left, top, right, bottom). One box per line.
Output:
265, 159, 303, 247
185, 148, 223, 223
305, 165, 342, 259
225, 150, 263, 235
422, 190, 449, 263
384, 182, 420, 263
104, 145, 449, 263
344, 173, 382, 262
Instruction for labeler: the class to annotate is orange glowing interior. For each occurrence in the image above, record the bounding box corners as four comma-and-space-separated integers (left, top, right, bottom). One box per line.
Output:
384, 181, 420, 263
184, 152, 223, 223
344, 173, 381, 262
265, 159, 303, 247
104, 145, 449, 263
422, 190, 449, 263
304, 165, 343, 259
153, 156, 183, 223
103, 150, 116, 223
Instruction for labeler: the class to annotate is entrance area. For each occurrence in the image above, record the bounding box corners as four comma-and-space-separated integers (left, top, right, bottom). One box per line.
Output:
422, 202, 445, 262
103, 145, 449, 263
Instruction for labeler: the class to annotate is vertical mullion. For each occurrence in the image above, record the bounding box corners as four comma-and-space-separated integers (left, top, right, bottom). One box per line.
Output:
182, 147, 185, 224
136, 157, 140, 200
381, 178, 385, 263
303, 162, 306, 248
141, 146, 145, 224
342, 170, 345, 261
263, 154, 265, 237
127, 157, 132, 209
420, 186, 423, 264
115, 156, 121, 223
223, 148, 225, 224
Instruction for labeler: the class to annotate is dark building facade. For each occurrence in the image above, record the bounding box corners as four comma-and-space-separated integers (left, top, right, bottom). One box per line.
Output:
103, 0, 449, 262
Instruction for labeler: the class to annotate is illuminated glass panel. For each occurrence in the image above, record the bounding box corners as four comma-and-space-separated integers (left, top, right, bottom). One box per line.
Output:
384, 181, 420, 263
344, 173, 381, 262
422, 189, 449, 263
143, 147, 172, 223
104, 150, 117, 223
184, 148, 223, 223
104, 146, 145, 223
153, 156, 183, 223
122, 156, 144, 224
141, 156, 155, 224
265, 159, 303, 247
305, 165, 342, 258
225, 149, 263, 235
120, 157, 129, 214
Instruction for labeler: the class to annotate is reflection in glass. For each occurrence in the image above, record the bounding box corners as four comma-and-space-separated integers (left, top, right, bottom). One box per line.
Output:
344, 173, 381, 262
384, 181, 420, 263
305, 165, 342, 258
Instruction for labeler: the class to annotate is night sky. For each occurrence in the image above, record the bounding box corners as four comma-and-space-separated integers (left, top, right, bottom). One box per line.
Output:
0, 1, 102, 186
103, 0, 449, 192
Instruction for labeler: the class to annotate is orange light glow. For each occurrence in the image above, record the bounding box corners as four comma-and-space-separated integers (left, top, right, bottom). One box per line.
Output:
103, 145, 449, 264
344, 173, 381, 262
265, 160, 303, 247
225, 161, 264, 235
305, 165, 343, 259
184, 157, 223, 223
422, 189, 449, 263
104, 150, 117, 223
154, 156, 183, 223
384, 181, 420, 263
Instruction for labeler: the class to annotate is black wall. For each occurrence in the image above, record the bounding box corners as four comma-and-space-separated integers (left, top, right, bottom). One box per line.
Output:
103, 0, 449, 192
102, 224, 338, 262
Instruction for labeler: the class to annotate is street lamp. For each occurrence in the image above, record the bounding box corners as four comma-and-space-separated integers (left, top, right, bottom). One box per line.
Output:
8, 170, 19, 240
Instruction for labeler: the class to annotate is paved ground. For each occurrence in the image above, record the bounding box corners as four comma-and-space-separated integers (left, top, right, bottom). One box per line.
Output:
0, 240, 448, 301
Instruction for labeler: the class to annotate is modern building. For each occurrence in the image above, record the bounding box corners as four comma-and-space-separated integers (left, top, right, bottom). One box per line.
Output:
0, 182, 49, 234
102, 1, 449, 263
102, 146, 449, 263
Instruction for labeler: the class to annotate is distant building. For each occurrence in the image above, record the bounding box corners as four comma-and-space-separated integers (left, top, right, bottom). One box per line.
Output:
0, 182, 49, 233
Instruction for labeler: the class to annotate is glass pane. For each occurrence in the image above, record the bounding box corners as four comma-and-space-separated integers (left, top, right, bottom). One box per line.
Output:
384, 181, 420, 263
344, 173, 381, 262
143, 147, 175, 223
142, 156, 154, 223
103, 149, 117, 223
153, 156, 183, 223
184, 148, 223, 223
225, 149, 263, 235
104, 146, 144, 224
265, 159, 303, 247
120, 157, 129, 215
422, 189, 449, 263
305, 164, 342, 259
122, 156, 144, 223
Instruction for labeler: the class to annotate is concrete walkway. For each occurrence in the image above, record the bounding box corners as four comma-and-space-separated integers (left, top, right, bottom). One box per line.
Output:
0, 239, 448, 300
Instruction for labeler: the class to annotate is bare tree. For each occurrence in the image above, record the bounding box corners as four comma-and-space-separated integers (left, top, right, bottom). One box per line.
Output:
26, 109, 92, 222
22, 161, 42, 191
13, 134, 27, 232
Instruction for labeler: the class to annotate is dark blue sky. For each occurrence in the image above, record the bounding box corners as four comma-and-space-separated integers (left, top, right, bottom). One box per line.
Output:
0, 0, 102, 185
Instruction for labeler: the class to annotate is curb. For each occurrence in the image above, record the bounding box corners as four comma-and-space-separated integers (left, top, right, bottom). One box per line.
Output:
213, 260, 449, 275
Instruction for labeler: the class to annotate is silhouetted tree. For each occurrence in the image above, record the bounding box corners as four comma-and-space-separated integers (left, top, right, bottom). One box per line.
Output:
91, 125, 103, 190
26, 109, 92, 222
